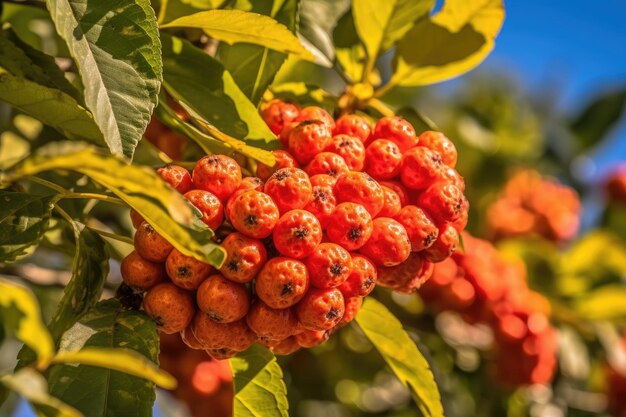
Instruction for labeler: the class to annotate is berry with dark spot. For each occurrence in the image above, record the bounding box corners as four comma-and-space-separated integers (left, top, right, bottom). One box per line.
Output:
196, 274, 251, 323
143, 283, 195, 334
372, 116, 417, 152
157, 164, 193, 193
260, 99, 300, 135
333, 171, 385, 217
264, 167, 312, 213
166, 248, 214, 290
219, 232, 267, 283
295, 329, 331, 348
417, 182, 466, 224
246, 301, 298, 342
365, 139, 403, 180
418, 131, 458, 167
296, 106, 335, 129
227, 190, 279, 239
360, 218, 411, 267
333, 114, 371, 144
423, 223, 459, 263
193, 154, 242, 201
394, 205, 439, 252
305, 243, 353, 289
273, 210, 322, 258
325, 134, 366, 171
134, 221, 173, 262
288, 120, 333, 165
255, 257, 309, 309
304, 184, 336, 229
305, 152, 350, 178
378, 185, 402, 218
184, 189, 224, 230
192, 313, 256, 351
326, 203, 373, 250
120, 250, 165, 291
296, 288, 345, 331
400, 146, 443, 191
377, 253, 434, 293
256, 150, 299, 181
338, 254, 377, 297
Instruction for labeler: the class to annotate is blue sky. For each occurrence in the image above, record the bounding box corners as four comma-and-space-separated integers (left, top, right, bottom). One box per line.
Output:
478, 0, 626, 174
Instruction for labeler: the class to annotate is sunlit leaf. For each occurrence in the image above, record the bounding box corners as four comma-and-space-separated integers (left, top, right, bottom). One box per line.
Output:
570, 90, 626, 151
334, 9, 366, 82
0, 190, 55, 263
218, 0, 299, 104
0, 278, 54, 367
45, 0, 162, 158
159, 0, 225, 23
47, 299, 163, 417
162, 33, 278, 151
161, 9, 313, 60
0, 369, 82, 417
2, 143, 226, 267
355, 298, 444, 417
299, 0, 351, 67
270, 82, 337, 111
51, 347, 176, 389
573, 287, 626, 321
391, 0, 505, 87
230, 344, 289, 417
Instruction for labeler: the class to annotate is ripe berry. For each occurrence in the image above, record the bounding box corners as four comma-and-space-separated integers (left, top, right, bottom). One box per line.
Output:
181, 325, 205, 350
439, 166, 465, 191
219, 232, 267, 283
377, 253, 434, 293
297, 288, 345, 331
373, 116, 417, 152
267, 336, 300, 355
184, 190, 223, 230
365, 139, 402, 180
279, 121, 299, 149
309, 174, 337, 188
304, 184, 336, 229
417, 182, 466, 224
255, 257, 309, 309
130, 209, 144, 229
378, 185, 402, 218
288, 120, 333, 165
239, 176, 265, 192
166, 248, 214, 290
379, 181, 410, 206
273, 210, 322, 258
120, 250, 165, 291
193, 155, 242, 201
157, 164, 193, 194
334, 172, 385, 217
400, 146, 443, 190
339, 296, 363, 325
228, 190, 279, 239
325, 134, 366, 171
394, 205, 439, 252
296, 106, 335, 129
134, 221, 173, 262
260, 99, 300, 135
423, 223, 459, 262
143, 283, 195, 334
256, 150, 299, 181
192, 314, 256, 351
197, 274, 250, 323
333, 114, 371, 144
338, 254, 377, 297
305, 152, 349, 178
264, 167, 312, 213
326, 203, 373, 250
246, 301, 298, 342
305, 243, 353, 289
418, 131, 457, 167
295, 329, 330, 348
360, 218, 411, 267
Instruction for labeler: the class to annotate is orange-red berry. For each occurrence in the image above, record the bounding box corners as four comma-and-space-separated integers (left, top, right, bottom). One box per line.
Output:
144, 283, 195, 334
305, 243, 353, 289
193, 155, 242, 201
196, 274, 251, 323
184, 190, 224, 230
326, 203, 373, 250
256, 150, 299, 181
333, 172, 385, 217
165, 248, 214, 290
157, 164, 193, 194
418, 131, 457, 167
246, 301, 298, 342
365, 139, 402, 180
219, 232, 267, 283
134, 221, 173, 262
333, 114, 371, 144
288, 120, 333, 165
423, 223, 459, 262
273, 210, 322, 258
120, 250, 165, 291
372, 116, 417, 152
360, 218, 411, 267
325, 134, 366, 171
296, 288, 345, 331
255, 257, 309, 309
338, 254, 377, 297
260, 99, 300, 135
296, 106, 335, 129
228, 190, 279, 239
400, 146, 443, 191
264, 167, 312, 214
394, 205, 439, 252
305, 152, 349, 178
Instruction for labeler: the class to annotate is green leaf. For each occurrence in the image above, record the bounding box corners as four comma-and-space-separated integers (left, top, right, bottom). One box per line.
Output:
158, 0, 225, 24
50, 347, 176, 389
48, 226, 109, 341
573, 287, 626, 321
230, 344, 289, 417
161, 9, 312, 60
218, 0, 298, 105
47, 299, 162, 417
45, 0, 162, 159
355, 298, 444, 417
334, 9, 366, 82
2, 143, 226, 267
270, 82, 337, 111
161, 33, 278, 151
0, 369, 82, 417
0, 190, 55, 263
353, 0, 433, 66
299, 0, 351, 67
0, 278, 55, 367
396, 107, 438, 134
570, 90, 626, 151
391, 0, 505, 87
0, 32, 104, 146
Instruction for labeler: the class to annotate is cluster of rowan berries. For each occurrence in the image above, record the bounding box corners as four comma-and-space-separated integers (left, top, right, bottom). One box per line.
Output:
421, 233, 557, 386
487, 170, 580, 243
121, 100, 468, 359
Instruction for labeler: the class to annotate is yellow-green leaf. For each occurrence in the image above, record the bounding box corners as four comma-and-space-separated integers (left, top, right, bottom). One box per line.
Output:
51, 347, 176, 389
0, 278, 54, 368
230, 344, 288, 417
1, 143, 226, 268
391, 0, 504, 87
573, 287, 626, 321
355, 298, 444, 417
161, 9, 313, 60
0, 369, 82, 417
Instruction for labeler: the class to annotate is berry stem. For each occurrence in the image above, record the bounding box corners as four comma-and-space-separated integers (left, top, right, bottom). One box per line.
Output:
373, 79, 397, 99
367, 98, 395, 118
88, 227, 134, 245
27, 176, 72, 194
58, 193, 126, 206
